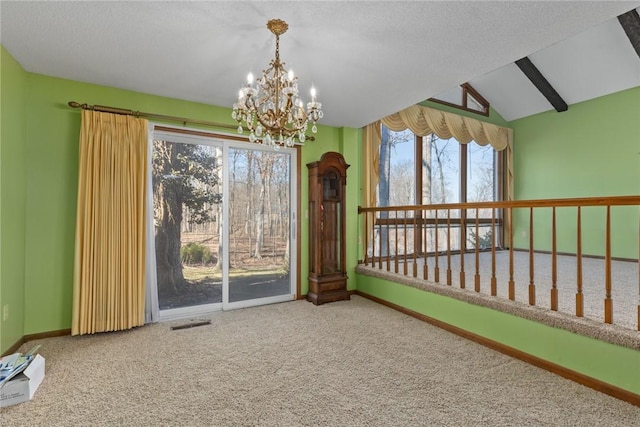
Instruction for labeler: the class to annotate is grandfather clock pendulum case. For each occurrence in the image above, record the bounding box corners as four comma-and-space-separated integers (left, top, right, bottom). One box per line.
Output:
306, 151, 350, 305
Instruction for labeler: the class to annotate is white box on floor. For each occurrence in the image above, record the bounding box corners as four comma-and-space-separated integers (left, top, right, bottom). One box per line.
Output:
0, 354, 45, 408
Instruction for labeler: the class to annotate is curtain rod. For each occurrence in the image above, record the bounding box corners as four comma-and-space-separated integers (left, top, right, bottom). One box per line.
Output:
68, 101, 238, 131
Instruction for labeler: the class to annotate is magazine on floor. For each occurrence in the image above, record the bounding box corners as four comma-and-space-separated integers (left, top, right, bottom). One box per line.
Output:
0, 345, 41, 387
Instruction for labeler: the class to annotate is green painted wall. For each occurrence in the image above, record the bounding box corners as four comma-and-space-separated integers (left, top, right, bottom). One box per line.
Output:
356, 275, 640, 395
5, 70, 354, 340
509, 87, 640, 257
0, 46, 28, 352
339, 127, 361, 289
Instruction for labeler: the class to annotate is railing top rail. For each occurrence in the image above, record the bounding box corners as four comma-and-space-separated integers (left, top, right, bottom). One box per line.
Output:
358, 195, 640, 213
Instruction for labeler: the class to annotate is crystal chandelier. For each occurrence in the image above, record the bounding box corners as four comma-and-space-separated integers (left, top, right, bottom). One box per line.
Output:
232, 19, 323, 148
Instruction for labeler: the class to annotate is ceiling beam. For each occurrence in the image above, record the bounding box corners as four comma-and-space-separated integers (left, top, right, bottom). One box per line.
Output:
618, 9, 640, 58
515, 57, 568, 113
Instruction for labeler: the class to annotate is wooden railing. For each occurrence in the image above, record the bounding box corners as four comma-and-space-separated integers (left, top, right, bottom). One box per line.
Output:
358, 196, 640, 331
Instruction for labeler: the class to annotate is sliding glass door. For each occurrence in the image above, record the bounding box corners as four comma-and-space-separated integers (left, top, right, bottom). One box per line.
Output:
148, 128, 296, 320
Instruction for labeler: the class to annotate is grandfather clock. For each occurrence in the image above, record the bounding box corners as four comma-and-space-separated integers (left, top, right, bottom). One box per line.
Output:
307, 151, 350, 305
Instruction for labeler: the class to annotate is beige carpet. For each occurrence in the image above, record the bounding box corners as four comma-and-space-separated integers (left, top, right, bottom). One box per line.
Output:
2, 296, 639, 426
358, 251, 640, 350
367, 250, 639, 328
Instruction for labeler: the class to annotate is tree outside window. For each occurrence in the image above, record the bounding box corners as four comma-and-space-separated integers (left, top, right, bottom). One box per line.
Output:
376, 124, 500, 256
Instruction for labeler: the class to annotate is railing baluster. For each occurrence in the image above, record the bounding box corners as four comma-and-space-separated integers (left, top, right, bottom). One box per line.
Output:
434, 210, 440, 283
386, 210, 391, 271
508, 207, 515, 300
378, 212, 383, 270
413, 210, 418, 278
403, 210, 408, 276
604, 206, 612, 324
551, 207, 558, 311
369, 211, 374, 267
491, 207, 497, 296
460, 208, 466, 289
394, 209, 399, 274
529, 207, 536, 306
364, 211, 369, 266
474, 208, 480, 292
423, 209, 428, 280
576, 207, 583, 317
446, 209, 452, 286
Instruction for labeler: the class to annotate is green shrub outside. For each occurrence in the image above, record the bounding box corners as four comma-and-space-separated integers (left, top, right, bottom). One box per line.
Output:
180, 242, 214, 265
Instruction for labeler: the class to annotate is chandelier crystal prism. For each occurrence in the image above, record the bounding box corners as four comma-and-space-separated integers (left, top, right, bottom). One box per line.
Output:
232, 19, 323, 148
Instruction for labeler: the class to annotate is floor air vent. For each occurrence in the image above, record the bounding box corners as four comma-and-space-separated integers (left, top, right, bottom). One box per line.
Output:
170, 320, 212, 331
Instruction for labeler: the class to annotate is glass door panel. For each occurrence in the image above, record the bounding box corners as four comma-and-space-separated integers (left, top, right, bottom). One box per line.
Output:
152, 139, 223, 314
226, 147, 294, 305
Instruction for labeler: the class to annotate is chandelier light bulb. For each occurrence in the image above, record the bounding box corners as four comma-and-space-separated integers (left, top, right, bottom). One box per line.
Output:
247, 72, 254, 85
310, 86, 317, 100
288, 69, 294, 81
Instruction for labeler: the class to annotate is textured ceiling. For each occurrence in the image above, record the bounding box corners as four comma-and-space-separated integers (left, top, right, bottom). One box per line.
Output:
1, 1, 639, 127
468, 7, 640, 121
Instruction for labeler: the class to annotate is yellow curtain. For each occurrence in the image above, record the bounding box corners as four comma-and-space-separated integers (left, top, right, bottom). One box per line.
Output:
362, 121, 382, 208
361, 121, 382, 259
72, 110, 148, 335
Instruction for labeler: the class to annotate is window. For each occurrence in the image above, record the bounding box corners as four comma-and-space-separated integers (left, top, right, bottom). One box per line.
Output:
378, 126, 499, 206
377, 128, 415, 206
429, 83, 490, 116
377, 124, 501, 253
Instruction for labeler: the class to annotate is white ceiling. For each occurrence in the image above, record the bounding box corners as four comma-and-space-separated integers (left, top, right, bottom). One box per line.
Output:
468, 7, 640, 121
1, 1, 639, 127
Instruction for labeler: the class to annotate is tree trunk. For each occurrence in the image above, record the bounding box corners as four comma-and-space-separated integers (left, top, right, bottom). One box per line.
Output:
254, 178, 265, 259
266, 173, 273, 239
422, 134, 433, 204
379, 126, 391, 207
215, 146, 224, 270
244, 151, 254, 236
433, 140, 448, 203
423, 134, 435, 253
283, 234, 290, 270
155, 145, 185, 296
378, 126, 391, 255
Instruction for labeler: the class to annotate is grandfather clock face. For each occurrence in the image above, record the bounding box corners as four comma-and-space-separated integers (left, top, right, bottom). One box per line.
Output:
321, 170, 341, 274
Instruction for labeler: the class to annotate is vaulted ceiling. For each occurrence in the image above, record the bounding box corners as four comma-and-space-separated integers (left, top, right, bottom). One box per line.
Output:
467, 6, 640, 121
2, 1, 639, 127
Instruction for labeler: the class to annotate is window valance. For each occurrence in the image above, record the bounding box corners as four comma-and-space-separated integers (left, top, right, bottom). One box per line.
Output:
381, 104, 511, 151
362, 105, 514, 219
